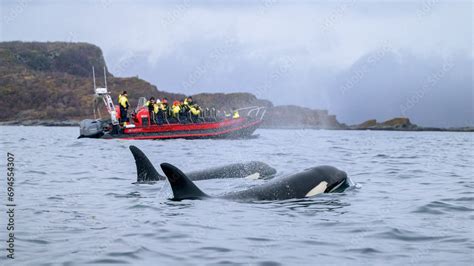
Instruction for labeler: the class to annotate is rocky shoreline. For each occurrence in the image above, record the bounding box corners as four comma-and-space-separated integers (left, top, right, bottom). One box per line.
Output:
346, 126, 474, 132
346, 117, 474, 132
1, 118, 472, 132
0, 120, 80, 127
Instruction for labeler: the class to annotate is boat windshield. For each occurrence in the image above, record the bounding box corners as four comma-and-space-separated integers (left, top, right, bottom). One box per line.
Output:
135, 97, 147, 112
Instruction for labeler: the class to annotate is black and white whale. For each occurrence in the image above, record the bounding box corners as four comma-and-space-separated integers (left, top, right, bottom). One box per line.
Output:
130, 145, 277, 183
160, 162, 353, 201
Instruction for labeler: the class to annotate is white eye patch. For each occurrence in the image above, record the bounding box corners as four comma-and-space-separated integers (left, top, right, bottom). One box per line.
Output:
305, 181, 328, 197
244, 172, 261, 180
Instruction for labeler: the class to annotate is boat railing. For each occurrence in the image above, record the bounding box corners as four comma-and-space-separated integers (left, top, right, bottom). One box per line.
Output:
237, 106, 266, 120
237, 106, 267, 120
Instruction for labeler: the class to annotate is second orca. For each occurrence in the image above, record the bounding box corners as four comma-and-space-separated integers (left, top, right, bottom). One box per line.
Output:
130, 145, 277, 183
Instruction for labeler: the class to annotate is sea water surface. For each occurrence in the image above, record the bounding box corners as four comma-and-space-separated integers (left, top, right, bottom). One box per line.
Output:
0, 126, 473, 265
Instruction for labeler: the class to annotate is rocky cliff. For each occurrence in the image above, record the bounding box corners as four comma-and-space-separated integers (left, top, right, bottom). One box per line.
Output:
262, 105, 342, 129
0, 41, 180, 121
353, 117, 416, 130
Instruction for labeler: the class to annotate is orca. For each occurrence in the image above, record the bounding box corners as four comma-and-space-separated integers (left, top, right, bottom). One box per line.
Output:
129, 145, 277, 183
160, 162, 353, 201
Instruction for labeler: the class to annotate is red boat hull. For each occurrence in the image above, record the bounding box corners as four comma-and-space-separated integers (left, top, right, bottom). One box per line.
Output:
101, 117, 262, 140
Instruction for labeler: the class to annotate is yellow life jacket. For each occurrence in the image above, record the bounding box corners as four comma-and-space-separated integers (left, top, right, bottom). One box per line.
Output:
119, 95, 129, 108
172, 105, 181, 115
233, 110, 240, 119
159, 103, 167, 111
153, 104, 159, 113
190, 106, 200, 116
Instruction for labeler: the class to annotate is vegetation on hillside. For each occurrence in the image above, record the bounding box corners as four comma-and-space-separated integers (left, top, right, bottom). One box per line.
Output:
0, 42, 183, 121
0, 41, 341, 129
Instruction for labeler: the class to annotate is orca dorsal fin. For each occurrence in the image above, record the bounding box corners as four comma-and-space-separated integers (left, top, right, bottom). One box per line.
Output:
129, 145, 164, 182
160, 163, 208, 200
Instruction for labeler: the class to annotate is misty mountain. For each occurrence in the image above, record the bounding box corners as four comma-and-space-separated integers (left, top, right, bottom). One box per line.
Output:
327, 50, 473, 127
105, 44, 472, 127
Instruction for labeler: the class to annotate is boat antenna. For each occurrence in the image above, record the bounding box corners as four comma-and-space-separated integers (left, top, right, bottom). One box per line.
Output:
92, 66, 97, 91
103, 66, 107, 89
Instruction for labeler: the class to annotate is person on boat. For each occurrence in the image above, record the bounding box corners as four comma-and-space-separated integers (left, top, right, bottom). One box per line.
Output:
176, 97, 188, 123
118, 91, 129, 125
171, 100, 181, 122
156, 98, 168, 125
172, 101, 181, 116
232, 107, 240, 119
180, 96, 199, 122
153, 99, 161, 124
146, 97, 156, 124
183, 96, 194, 110
181, 97, 189, 114
189, 104, 201, 117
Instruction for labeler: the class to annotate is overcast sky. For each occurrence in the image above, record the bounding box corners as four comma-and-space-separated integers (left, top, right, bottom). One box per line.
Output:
1, 0, 472, 126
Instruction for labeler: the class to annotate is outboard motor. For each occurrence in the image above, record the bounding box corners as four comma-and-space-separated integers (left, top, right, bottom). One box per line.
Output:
79, 119, 104, 138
